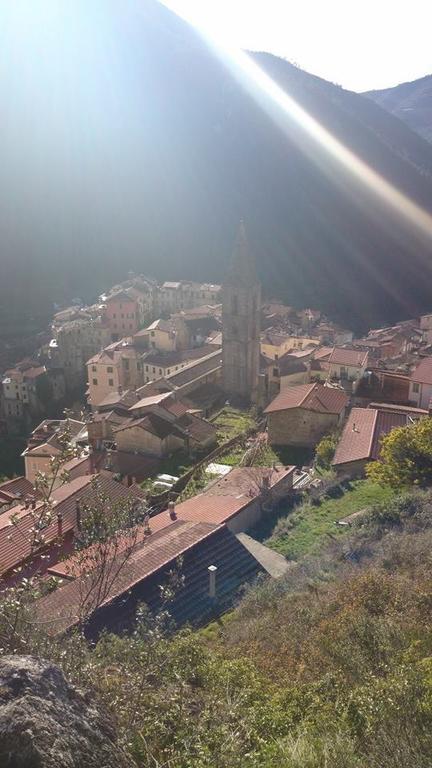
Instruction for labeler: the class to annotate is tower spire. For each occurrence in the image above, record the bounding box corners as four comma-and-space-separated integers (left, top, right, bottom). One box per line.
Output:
222, 221, 261, 404
228, 219, 257, 285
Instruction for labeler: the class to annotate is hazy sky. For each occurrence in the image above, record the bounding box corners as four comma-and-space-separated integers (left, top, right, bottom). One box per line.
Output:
162, 0, 432, 92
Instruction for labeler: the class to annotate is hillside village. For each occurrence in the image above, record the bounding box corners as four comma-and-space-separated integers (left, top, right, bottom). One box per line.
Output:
2, 222, 432, 635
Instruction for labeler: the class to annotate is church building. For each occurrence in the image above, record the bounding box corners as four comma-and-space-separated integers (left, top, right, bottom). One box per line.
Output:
222, 222, 261, 404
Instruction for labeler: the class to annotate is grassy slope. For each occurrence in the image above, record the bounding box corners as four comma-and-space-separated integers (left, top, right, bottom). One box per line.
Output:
266, 479, 396, 560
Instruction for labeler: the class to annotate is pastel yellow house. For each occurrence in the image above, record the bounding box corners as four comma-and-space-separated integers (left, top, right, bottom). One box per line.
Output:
261, 330, 320, 361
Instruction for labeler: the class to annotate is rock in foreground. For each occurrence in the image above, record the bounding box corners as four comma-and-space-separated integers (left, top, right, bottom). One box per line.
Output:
0, 655, 131, 768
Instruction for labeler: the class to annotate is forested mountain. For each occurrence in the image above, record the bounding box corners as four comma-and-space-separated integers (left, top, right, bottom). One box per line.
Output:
2, 0, 432, 334
365, 74, 432, 143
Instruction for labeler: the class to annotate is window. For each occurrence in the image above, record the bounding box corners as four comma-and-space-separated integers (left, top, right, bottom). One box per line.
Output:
107, 366, 113, 373
108, 379, 114, 387
167, 369, 171, 375
151, 331, 155, 337
413, 382, 420, 393
159, 368, 162, 375
274, 354, 278, 361
273, 368, 279, 377
145, 365, 149, 372
92, 378, 98, 385
152, 367, 156, 373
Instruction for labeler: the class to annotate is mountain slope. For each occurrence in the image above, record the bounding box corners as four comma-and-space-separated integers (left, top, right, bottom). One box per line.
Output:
365, 74, 432, 142
2, 0, 432, 333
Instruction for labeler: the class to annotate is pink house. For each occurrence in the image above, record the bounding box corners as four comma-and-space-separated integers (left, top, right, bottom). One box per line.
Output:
104, 291, 139, 340
409, 357, 432, 410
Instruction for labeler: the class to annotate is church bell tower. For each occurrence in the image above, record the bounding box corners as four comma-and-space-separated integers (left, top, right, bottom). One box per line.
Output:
222, 221, 261, 404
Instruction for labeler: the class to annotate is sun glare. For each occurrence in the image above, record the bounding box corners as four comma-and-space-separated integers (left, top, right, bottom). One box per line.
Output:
162, 0, 432, 247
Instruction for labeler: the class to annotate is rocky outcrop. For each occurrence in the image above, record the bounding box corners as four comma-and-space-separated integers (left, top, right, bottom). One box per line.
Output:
0, 655, 132, 768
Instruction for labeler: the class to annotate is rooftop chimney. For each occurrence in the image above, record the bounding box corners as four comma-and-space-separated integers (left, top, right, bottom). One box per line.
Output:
88, 445, 95, 474
208, 565, 217, 598
143, 513, 151, 535
168, 501, 177, 521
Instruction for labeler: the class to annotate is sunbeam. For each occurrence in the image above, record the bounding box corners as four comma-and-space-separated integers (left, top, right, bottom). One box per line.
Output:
162, 1, 432, 246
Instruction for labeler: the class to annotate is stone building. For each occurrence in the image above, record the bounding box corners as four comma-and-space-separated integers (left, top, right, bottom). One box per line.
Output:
56, 318, 112, 390
222, 222, 261, 404
264, 382, 348, 447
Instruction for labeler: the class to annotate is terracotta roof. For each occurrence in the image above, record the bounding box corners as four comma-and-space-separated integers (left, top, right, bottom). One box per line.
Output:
36, 520, 221, 634
173, 494, 253, 525
313, 346, 334, 361
332, 407, 409, 467
47, 512, 175, 579
368, 402, 428, 417
203, 465, 295, 497
62, 455, 91, 479
0, 474, 145, 577
0, 477, 36, 501
411, 357, 432, 385
23, 366, 46, 380
37, 520, 261, 638
329, 347, 368, 367
264, 383, 348, 415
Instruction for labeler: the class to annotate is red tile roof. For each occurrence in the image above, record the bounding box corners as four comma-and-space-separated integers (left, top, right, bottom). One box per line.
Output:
264, 383, 348, 415
203, 465, 295, 497
48, 511, 175, 579
0, 477, 36, 500
329, 347, 368, 367
411, 357, 432, 385
0, 474, 145, 577
332, 407, 409, 467
173, 494, 252, 525
36, 520, 221, 635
